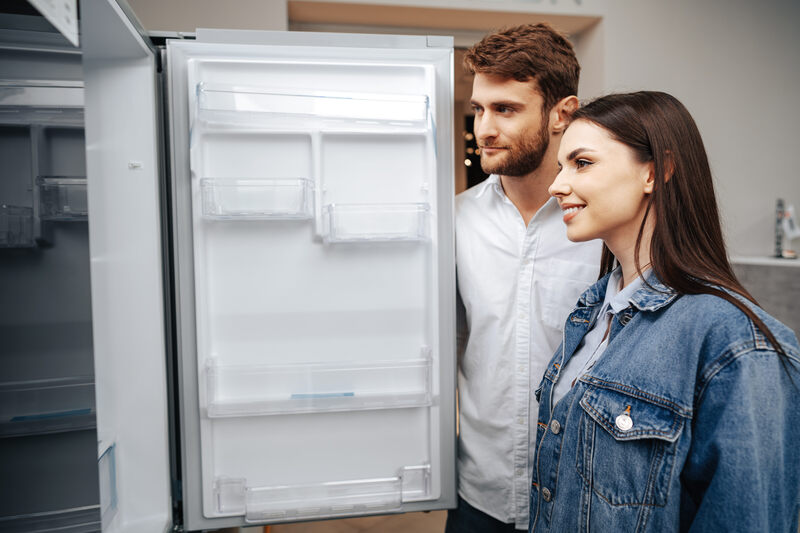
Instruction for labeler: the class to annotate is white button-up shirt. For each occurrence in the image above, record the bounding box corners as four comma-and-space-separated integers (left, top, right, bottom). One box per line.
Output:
455, 175, 602, 529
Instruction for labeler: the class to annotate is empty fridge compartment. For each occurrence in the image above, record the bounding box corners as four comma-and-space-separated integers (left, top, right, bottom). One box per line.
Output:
205, 354, 432, 417
243, 476, 403, 523
37, 177, 88, 221
323, 203, 430, 243
0, 205, 34, 248
0, 376, 95, 437
200, 178, 314, 220
196, 83, 430, 131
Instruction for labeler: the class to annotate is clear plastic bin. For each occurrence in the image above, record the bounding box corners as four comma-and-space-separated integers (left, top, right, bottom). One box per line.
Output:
244, 476, 403, 523
196, 83, 430, 132
323, 203, 430, 243
37, 176, 88, 221
200, 178, 314, 220
205, 355, 432, 417
0, 376, 96, 436
0, 205, 34, 247
98, 442, 118, 528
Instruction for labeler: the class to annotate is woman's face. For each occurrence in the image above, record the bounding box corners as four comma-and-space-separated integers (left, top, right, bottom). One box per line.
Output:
549, 119, 654, 247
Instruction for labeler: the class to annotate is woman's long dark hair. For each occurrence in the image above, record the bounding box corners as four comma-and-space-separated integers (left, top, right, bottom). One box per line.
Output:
572, 91, 791, 367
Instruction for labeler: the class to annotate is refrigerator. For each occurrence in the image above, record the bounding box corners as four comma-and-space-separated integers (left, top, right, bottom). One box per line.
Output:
0, 0, 456, 531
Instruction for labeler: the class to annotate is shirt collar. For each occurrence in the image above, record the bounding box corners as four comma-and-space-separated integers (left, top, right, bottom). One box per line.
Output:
599, 268, 648, 316
579, 268, 679, 313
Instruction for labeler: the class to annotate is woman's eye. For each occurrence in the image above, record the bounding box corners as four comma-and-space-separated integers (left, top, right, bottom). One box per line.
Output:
575, 159, 592, 169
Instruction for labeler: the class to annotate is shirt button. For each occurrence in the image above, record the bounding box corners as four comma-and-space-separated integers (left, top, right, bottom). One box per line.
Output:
541, 487, 552, 502
550, 419, 561, 435
517, 417, 525, 425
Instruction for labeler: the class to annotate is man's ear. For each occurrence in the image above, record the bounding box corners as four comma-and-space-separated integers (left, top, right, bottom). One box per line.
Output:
551, 95, 579, 134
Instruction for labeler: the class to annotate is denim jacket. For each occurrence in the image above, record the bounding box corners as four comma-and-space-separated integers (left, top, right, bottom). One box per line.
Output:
529, 272, 800, 533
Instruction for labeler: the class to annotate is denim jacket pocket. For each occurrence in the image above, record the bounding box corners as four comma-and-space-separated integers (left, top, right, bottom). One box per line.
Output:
576, 386, 685, 507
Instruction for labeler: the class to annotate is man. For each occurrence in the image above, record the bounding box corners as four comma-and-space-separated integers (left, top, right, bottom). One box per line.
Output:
449, 24, 602, 532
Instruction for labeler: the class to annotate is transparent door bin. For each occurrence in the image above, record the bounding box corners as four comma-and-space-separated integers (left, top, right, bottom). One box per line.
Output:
0, 376, 96, 436
200, 178, 314, 220
244, 477, 402, 523
37, 176, 88, 221
205, 355, 432, 417
196, 83, 430, 132
401, 464, 432, 503
322, 203, 431, 243
98, 442, 118, 529
0, 205, 34, 248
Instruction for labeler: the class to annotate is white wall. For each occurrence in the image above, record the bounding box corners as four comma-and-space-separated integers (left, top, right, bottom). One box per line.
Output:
595, 0, 800, 257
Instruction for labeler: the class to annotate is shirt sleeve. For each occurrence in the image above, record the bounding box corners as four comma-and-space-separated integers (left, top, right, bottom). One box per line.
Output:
456, 281, 468, 364
681, 349, 800, 532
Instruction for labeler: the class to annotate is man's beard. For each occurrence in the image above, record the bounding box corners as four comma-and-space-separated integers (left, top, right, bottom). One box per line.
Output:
480, 118, 550, 177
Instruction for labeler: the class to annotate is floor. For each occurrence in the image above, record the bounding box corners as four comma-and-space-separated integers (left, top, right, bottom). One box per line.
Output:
217, 510, 446, 533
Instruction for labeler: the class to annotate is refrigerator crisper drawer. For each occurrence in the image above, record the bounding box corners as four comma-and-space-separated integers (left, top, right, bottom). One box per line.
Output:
169, 34, 454, 528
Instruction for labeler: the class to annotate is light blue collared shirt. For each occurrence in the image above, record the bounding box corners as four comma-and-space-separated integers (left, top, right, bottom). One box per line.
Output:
552, 267, 647, 406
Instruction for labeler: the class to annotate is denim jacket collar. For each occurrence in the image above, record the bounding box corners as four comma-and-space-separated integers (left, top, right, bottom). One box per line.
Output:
578, 269, 679, 313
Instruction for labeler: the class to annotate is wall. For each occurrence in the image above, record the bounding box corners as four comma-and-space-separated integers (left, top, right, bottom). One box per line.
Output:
598, 0, 800, 257
125, 0, 288, 32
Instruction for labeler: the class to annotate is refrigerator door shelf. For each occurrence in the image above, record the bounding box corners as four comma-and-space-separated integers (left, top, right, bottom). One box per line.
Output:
322, 203, 431, 244
205, 355, 433, 417
0, 376, 95, 437
195, 83, 431, 134
36, 176, 89, 221
97, 441, 118, 529
200, 177, 314, 220
0, 205, 35, 248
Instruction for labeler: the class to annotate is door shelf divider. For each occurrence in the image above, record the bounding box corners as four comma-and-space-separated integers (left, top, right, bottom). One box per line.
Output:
322, 203, 431, 244
214, 463, 431, 523
195, 83, 431, 134
0, 376, 96, 437
200, 177, 314, 220
204, 354, 432, 417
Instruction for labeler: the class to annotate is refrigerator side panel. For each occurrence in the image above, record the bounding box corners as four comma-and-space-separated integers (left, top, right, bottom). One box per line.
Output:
80, 1, 171, 531
168, 33, 455, 531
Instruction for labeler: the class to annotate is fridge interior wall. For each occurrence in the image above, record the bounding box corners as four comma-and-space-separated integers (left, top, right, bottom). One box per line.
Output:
169, 35, 454, 528
0, 17, 102, 529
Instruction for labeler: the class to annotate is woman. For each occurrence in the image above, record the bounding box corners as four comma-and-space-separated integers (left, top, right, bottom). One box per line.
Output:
530, 91, 800, 532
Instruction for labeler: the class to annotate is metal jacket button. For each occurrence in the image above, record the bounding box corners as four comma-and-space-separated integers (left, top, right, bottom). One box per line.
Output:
541, 487, 552, 502
550, 419, 561, 434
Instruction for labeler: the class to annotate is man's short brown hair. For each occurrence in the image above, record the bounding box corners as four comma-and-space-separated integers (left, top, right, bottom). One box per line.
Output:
463, 23, 580, 111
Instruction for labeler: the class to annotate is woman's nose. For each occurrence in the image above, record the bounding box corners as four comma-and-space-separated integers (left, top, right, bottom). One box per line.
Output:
548, 170, 570, 197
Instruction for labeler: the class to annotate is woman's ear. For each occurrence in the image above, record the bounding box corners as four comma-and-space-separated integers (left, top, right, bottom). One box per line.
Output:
551, 95, 579, 134
642, 162, 656, 194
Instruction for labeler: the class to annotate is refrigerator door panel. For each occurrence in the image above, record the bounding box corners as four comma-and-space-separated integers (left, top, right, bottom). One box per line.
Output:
167, 32, 454, 530
80, 1, 171, 531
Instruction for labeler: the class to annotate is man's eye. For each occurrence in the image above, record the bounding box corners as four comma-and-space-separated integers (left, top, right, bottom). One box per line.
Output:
497, 106, 512, 113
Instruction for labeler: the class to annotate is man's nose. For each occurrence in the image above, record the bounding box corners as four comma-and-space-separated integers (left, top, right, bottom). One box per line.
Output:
475, 113, 497, 145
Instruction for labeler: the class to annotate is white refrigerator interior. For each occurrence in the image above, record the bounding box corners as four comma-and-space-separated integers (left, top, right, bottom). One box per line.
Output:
168, 32, 455, 529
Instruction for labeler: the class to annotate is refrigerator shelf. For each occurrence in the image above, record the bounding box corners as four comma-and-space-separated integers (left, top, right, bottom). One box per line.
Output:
205, 356, 432, 417
0, 205, 35, 248
196, 83, 430, 133
37, 176, 88, 221
214, 463, 430, 523
323, 203, 431, 243
0, 376, 96, 437
200, 177, 314, 220
98, 442, 118, 529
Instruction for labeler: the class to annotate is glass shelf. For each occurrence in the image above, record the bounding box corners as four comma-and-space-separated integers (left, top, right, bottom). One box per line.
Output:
37, 176, 88, 221
205, 354, 432, 417
200, 178, 314, 220
0, 376, 96, 437
196, 83, 430, 133
322, 203, 430, 243
0, 205, 34, 248
0, 505, 101, 532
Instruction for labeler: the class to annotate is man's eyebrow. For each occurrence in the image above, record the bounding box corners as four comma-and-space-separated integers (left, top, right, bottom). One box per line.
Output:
469, 99, 525, 108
